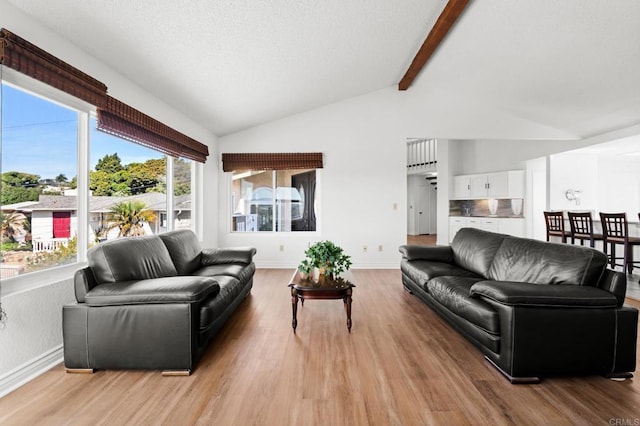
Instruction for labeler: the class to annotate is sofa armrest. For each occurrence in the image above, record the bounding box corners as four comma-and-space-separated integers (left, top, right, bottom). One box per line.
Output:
74, 266, 98, 303
598, 269, 627, 307
470, 280, 618, 308
398, 245, 453, 262
201, 247, 257, 265
84, 276, 220, 306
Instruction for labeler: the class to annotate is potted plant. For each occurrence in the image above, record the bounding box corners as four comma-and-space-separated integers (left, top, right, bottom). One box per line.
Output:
298, 240, 352, 281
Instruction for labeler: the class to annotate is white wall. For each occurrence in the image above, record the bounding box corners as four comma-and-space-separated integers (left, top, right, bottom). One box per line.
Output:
549, 153, 599, 212
549, 152, 640, 217
218, 89, 407, 268
0, 0, 217, 395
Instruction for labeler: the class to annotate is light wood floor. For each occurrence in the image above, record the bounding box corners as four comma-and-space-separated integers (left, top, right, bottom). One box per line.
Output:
1, 269, 640, 425
407, 234, 437, 246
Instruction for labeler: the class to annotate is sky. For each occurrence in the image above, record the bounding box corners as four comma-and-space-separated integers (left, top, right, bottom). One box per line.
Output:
1, 83, 164, 180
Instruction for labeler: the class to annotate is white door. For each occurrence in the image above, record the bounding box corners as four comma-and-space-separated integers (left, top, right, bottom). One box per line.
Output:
417, 184, 434, 234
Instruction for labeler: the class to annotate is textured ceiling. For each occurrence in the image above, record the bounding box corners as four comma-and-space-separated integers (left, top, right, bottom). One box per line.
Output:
5, 0, 447, 135
5, 0, 640, 139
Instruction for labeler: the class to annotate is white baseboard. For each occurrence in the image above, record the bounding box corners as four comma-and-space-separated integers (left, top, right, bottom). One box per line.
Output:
0, 345, 63, 398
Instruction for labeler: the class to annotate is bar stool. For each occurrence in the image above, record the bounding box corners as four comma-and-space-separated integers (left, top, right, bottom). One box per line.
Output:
543, 211, 569, 243
599, 212, 640, 274
567, 211, 604, 248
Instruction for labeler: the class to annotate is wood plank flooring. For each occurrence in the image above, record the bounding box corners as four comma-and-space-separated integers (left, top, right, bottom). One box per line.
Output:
1, 269, 640, 425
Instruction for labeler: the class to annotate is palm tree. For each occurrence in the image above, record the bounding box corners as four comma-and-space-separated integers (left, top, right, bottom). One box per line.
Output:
106, 200, 156, 237
0, 211, 23, 243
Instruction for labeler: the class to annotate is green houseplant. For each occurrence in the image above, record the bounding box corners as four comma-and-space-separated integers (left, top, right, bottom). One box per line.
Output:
298, 240, 352, 280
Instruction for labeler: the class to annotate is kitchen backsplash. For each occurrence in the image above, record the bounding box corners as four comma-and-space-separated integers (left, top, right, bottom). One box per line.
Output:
450, 199, 524, 218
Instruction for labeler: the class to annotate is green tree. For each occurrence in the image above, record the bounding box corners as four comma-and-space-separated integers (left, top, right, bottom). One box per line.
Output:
95, 153, 124, 174
106, 201, 156, 237
1, 171, 40, 188
126, 162, 161, 194
90, 170, 131, 196
174, 158, 191, 196
1, 171, 43, 204
1, 185, 41, 204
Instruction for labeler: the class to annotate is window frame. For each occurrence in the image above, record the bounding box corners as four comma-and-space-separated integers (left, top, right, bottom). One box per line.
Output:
226, 168, 321, 235
1, 68, 200, 296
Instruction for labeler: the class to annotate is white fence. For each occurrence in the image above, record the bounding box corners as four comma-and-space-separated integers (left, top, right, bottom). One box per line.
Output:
407, 139, 437, 174
32, 238, 69, 253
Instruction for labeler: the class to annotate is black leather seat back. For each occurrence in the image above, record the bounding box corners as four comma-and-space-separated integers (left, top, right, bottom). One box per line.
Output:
88, 234, 178, 284
159, 229, 203, 275
487, 236, 608, 286
451, 228, 507, 278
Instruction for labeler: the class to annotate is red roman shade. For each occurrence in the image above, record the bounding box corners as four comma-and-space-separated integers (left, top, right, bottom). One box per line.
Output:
97, 96, 210, 163
0, 28, 107, 107
221, 153, 323, 172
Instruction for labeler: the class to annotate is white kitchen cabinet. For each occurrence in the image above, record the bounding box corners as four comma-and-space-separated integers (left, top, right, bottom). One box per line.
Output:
453, 175, 471, 199
449, 217, 525, 242
453, 170, 524, 199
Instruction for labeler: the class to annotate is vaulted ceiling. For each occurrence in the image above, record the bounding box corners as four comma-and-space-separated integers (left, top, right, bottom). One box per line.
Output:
5, 0, 640, 139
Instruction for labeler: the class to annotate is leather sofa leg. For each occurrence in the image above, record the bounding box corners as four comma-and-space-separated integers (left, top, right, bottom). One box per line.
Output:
605, 372, 634, 380
162, 370, 191, 376
66, 368, 95, 374
403, 285, 413, 294
485, 357, 540, 384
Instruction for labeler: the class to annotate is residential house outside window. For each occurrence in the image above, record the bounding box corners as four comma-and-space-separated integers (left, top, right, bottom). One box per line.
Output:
1, 82, 79, 278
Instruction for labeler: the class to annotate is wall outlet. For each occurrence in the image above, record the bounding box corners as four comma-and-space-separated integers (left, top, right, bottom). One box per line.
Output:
279, 245, 284, 252
378, 245, 383, 252
363, 245, 368, 252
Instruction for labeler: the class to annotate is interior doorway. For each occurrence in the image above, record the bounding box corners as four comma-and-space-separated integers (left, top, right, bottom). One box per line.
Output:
407, 174, 437, 237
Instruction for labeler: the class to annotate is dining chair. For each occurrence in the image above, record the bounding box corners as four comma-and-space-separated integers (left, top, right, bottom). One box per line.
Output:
543, 211, 569, 243
599, 212, 640, 274
567, 211, 604, 248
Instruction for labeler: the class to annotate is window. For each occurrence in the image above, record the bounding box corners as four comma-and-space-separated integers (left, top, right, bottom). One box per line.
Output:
1, 79, 198, 281
231, 169, 317, 232
89, 117, 167, 240
1, 82, 79, 277
1, 28, 204, 285
173, 158, 192, 230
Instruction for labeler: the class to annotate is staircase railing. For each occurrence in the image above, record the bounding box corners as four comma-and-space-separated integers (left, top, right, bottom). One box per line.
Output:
407, 139, 437, 174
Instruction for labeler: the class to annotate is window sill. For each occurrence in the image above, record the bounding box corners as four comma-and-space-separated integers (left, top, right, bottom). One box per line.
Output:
1, 262, 85, 297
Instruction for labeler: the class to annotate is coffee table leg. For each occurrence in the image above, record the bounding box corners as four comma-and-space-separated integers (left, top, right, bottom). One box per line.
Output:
344, 289, 352, 333
291, 288, 298, 333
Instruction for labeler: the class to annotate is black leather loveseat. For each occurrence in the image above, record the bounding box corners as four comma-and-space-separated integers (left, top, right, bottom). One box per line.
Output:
399, 227, 637, 383
63, 229, 256, 375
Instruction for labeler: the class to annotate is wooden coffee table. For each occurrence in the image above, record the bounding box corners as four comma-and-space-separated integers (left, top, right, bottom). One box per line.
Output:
288, 270, 355, 333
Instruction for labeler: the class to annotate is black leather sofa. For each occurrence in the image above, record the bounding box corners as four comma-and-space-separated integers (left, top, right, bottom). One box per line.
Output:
399, 227, 638, 383
63, 229, 256, 375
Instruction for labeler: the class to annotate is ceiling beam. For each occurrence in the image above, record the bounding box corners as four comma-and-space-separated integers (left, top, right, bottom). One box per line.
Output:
398, 0, 471, 91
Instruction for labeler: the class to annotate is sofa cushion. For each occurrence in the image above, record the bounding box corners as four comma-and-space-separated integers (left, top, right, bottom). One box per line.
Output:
426, 276, 499, 334
487, 236, 608, 286
470, 280, 618, 307
401, 258, 481, 291
85, 276, 220, 306
194, 263, 256, 284
451, 228, 507, 278
199, 275, 243, 330
88, 235, 178, 284
159, 229, 203, 275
